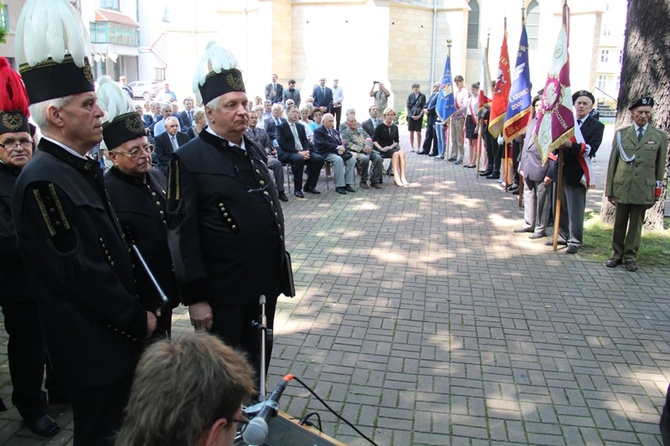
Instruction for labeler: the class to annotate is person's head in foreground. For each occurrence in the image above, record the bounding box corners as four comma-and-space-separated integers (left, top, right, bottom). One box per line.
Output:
115, 333, 256, 446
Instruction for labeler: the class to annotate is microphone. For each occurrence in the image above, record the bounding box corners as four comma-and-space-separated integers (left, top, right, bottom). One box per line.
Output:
243, 374, 294, 445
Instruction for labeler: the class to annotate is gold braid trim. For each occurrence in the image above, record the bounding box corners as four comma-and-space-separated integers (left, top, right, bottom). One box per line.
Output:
32, 189, 56, 237
48, 183, 71, 230
167, 160, 180, 201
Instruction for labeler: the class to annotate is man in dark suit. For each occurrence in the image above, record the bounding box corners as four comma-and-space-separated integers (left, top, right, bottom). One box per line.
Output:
549, 90, 605, 254
154, 116, 190, 175
264, 73, 284, 104
361, 105, 381, 140
179, 97, 195, 130
263, 103, 286, 144
313, 113, 357, 195
245, 111, 289, 201
277, 105, 324, 198
312, 77, 333, 114
419, 82, 440, 155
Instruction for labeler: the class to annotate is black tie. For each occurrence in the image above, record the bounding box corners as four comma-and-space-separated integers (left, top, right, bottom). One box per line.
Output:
252, 128, 256, 137
638, 127, 644, 141
577, 119, 582, 127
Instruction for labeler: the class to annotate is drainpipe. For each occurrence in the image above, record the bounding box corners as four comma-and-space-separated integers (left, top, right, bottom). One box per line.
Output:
430, 0, 437, 84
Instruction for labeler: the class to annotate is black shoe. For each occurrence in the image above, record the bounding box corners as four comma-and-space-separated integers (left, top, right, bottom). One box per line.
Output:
454, 160, 463, 165
529, 233, 546, 240
344, 185, 356, 193
447, 157, 456, 162
605, 258, 621, 268
625, 261, 639, 272
507, 186, 519, 192
294, 190, 305, 198
486, 173, 500, 179
417, 151, 429, 155
304, 186, 321, 194
28, 415, 60, 437
511, 189, 519, 195
479, 170, 492, 177
428, 152, 437, 157
278, 191, 289, 202
335, 187, 348, 194
566, 244, 578, 254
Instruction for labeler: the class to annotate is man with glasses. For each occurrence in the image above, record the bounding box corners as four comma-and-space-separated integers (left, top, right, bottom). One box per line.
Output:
99, 77, 181, 338
11, 3, 157, 443
154, 116, 189, 174
167, 42, 294, 385
114, 332, 256, 446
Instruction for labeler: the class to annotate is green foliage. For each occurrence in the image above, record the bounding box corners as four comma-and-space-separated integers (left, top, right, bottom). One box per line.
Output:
0, 27, 6, 44
580, 212, 670, 265
396, 108, 426, 128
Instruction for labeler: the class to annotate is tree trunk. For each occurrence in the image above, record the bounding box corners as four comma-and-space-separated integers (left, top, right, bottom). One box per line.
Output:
600, 0, 670, 230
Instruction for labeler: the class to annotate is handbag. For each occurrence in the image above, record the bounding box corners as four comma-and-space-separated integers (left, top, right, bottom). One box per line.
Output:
339, 150, 353, 161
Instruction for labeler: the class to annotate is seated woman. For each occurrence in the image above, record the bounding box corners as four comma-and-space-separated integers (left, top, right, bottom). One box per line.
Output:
186, 108, 206, 140
298, 106, 315, 143
372, 107, 408, 187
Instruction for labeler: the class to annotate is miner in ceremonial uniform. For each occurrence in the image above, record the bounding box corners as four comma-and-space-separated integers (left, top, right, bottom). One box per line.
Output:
167, 42, 294, 382
11, 0, 157, 444
605, 96, 668, 272
0, 57, 61, 437
98, 76, 181, 337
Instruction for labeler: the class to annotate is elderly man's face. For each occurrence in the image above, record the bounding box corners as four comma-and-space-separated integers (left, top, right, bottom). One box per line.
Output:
248, 112, 258, 128
631, 106, 652, 128
57, 92, 104, 152
574, 96, 593, 120
346, 118, 357, 130
206, 91, 249, 138
109, 136, 152, 177
323, 115, 334, 129
165, 118, 179, 136
0, 131, 33, 168
162, 107, 172, 119
271, 106, 283, 118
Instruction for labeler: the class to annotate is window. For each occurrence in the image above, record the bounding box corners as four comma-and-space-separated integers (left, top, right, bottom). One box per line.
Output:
101, 0, 119, 10
597, 75, 607, 91
90, 22, 139, 46
600, 49, 609, 63
0, 4, 8, 32
602, 25, 611, 37
526, 1, 540, 50
467, 0, 479, 49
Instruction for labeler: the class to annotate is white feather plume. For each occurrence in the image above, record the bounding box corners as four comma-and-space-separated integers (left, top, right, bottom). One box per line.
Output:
96, 76, 134, 123
192, 41, 238, 99
15, 0, 91, 67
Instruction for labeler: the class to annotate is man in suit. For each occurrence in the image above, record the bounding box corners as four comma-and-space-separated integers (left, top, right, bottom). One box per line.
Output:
605, 96, 668, 272
549, 90, 605, 255
312, 77, 333, 114
264, 73, 284, 104
179, 97, 195, 131
282, 79, 301, 108
361, 105, 382, 139
514, 95, 552, 239
313, 113, 356, 195
154, 117, 189, 175
11, 3, 157, 442
277, 104, 324, 198
419, 82, 440, 155
245, 112, 289, 201
264, 103, 285, 144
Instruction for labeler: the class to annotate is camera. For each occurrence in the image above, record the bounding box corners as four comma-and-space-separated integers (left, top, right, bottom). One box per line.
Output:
373, 81, 379, 84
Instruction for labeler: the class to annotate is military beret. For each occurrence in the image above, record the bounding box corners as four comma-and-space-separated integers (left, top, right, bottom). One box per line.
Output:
628, 96, 654, 110
572, 90, 595, 105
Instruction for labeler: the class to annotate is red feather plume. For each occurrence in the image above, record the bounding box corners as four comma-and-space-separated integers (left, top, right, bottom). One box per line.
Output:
0, 57, 30, 116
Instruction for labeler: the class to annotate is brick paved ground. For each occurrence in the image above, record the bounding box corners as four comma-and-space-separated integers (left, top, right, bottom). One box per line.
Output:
2, 126, 669, 445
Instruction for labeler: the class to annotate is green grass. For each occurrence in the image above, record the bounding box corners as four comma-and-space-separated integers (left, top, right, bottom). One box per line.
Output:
581, 213, 670, 265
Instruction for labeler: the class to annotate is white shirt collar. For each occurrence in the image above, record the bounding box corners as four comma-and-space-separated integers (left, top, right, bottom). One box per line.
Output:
42, 136, 88, 159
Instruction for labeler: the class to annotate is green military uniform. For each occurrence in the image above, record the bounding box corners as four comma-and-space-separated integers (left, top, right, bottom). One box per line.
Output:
605, 124, 668, 262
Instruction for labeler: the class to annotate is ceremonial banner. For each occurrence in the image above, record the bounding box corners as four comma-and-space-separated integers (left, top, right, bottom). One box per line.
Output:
436, 53, 456, 122
534, 21, 574, 164
503, 21, 532, 142
478, 44, 492, 112
488, 21, 511, 138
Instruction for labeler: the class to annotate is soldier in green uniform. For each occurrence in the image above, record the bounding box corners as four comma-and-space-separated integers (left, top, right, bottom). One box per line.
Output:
605, 97, 668, 272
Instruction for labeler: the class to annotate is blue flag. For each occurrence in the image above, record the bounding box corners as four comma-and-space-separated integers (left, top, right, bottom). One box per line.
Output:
503, 21, 532, 142
436, 54, 456, 122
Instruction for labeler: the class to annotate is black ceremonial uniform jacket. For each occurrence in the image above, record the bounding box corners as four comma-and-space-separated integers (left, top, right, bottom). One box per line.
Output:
0, 162, 33, 304
11, 139, 147, 388
167, 129, 290, 306
105, 166, 180, 310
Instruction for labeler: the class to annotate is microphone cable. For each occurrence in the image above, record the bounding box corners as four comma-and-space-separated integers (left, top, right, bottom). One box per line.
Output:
291, 375, 379, 446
